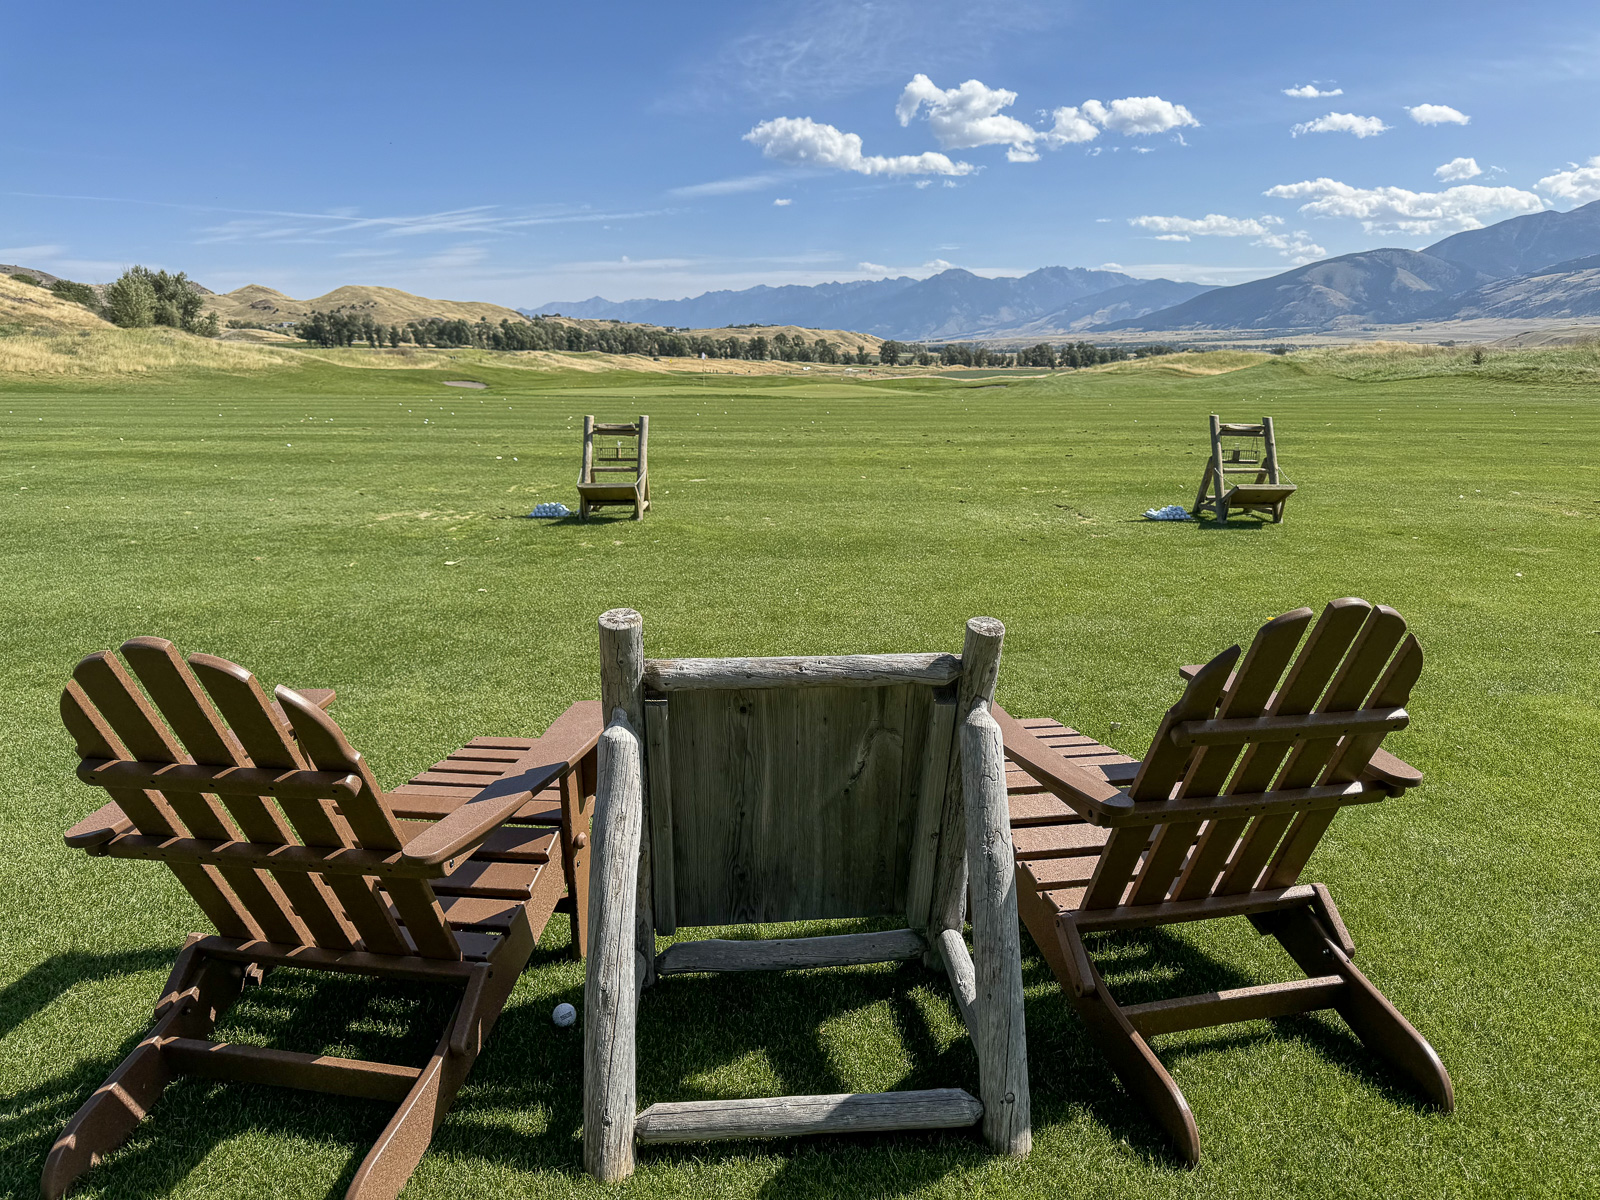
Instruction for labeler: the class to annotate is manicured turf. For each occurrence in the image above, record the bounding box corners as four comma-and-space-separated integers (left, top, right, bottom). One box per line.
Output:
1, 353, 1596, 1198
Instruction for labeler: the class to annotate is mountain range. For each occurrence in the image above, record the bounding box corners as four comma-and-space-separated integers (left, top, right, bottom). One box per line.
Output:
534, 199, 1600, 338
1108, 198, 1600, 332
530, 267, 1212, 341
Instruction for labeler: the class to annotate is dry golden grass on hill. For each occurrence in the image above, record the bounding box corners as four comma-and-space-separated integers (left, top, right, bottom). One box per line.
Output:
0, 274, 111, 334
0, 326, 301, 377
204, 284, 529, 328
204, 282, 884, 354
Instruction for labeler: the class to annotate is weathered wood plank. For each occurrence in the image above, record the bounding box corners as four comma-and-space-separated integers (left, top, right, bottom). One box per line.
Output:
937, 928, 978, 1038
656, 929, 926, 975
644, 698, 676, 934
600, 608, 653, 990
928, 618, 1005, 941
644, 653, 961, 692
961, 704, 1031, 1156
905, 694, 956, 932
633, 1089, 983, 1144
582, 713, 643, 1182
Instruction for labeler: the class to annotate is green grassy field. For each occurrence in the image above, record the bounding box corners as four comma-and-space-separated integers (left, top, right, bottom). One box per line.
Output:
1, 349, 1597, 1198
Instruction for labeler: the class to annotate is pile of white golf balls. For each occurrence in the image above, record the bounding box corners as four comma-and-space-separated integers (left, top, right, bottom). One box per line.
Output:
1143, 504, 1191, 521
531, 502, 572, 518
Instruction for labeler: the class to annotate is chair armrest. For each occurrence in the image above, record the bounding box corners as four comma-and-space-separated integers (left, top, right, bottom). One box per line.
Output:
1361, 746, 1423, 792
401, 701, 605, 867
65, 799, 132, 849
285, 688, 336, 711
400, 767, 564, 867
992, 704, 1134, 826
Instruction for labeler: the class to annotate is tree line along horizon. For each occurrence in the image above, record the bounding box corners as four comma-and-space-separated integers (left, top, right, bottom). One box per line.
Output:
16, 266, 1179, 369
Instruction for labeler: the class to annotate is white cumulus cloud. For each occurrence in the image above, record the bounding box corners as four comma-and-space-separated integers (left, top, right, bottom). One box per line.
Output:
896, 74, 1044, 161
1536, 157, 1600, 204
894, 76, 1198, 160
1291, 112, 1390, 138
1407, 104, 1470, 126
1130, 214, 1277, 237
1265, 177, 1544, 234
772, 197, 793, 206
1155, 234, 1190, 241
1434, 157, 1481, 182
743, 116, 974, 176
857, 261, 891, 274
1283, 84, 1343, 98
1079, 96, 1199, 135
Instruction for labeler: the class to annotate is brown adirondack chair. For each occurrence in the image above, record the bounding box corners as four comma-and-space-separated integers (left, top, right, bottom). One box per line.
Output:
45, 637, 601, 1200
580, 609, 1031, 1180
997, 598, 1453, 1163
577, 415, 649, 520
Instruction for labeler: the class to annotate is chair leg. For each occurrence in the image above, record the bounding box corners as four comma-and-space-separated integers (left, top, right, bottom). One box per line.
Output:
1057, 920, 1201, 1165
42, 955, 245, 1199
347, 914, 537, 1199
1260, 902, 1454, 1111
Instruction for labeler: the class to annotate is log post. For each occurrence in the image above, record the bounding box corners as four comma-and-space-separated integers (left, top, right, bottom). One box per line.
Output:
599, 608, 654, 990
582, 712, 643, 1181
928, 617, 1005, 954
961, 702, 1032, 1156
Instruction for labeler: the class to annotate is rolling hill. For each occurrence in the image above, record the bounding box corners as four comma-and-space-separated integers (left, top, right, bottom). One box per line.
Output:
1445, 253, 1600, 319
203, 284, 531, 328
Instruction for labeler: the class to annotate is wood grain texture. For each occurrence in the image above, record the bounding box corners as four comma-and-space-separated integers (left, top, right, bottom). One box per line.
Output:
655, 929, 926, 975
929, 618, 1005, 939
937, 928, 978, 1038
905, 694, 956, 932
599, 608, 654, 989
644, 653, 961, 692
633, 1089, 982, 1143
582, 714, 643, 1182
665, 682, 932, 925
644, 699, 676, 934
961, 705, 1031, 1156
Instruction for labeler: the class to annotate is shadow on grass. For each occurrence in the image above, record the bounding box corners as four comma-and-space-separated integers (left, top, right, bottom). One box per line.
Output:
1053, 925, 1441, 1144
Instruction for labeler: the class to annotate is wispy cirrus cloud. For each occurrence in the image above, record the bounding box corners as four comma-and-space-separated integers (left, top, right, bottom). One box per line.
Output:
679, 0, 1057, 107
668, 173, 787, 197
1129, 213, 1323, 262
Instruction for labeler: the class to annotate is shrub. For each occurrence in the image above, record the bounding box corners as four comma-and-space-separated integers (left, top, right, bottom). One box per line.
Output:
50, 279, 100, 311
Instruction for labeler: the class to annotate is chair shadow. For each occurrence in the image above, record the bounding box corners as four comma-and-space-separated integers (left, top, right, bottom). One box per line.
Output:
451, 919, 990, 1197
0, 947, 456, 1199
1039, 923, 1440, 1152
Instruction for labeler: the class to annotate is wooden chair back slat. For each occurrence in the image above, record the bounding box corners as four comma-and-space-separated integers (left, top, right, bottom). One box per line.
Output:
62, 668, 260, 940
187, 656, 413, 956
121, 639, 358, 951
1210, 601, 1378, 897
72, 652, 316, 943
1260, 633, 1423, 890
660, 681, 943, 926
277, 689, 460, 959
1128, 609, 1314, 905
1169, 609, 1318, 901
1091, 599, 1421, 911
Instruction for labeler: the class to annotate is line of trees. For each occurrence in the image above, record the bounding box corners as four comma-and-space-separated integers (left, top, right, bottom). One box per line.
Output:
292, 309, 1176, 368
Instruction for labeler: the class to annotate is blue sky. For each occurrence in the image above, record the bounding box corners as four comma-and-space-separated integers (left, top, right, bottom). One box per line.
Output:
4, 1, 1598, 306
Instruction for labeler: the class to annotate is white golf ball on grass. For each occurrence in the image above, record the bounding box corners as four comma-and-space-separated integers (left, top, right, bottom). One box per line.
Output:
552, 1002, 577, 1028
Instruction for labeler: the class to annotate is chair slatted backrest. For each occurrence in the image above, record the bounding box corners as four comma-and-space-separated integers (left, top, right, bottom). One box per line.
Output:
62, 638, 461, 960
581, 415, 649, 486
641, 659, 961, 930
1082, 598, 1420, 911
1207, 415, 1286, 485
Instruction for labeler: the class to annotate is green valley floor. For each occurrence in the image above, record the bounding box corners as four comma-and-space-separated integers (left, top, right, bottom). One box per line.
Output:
1, 353, 1596, 1198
